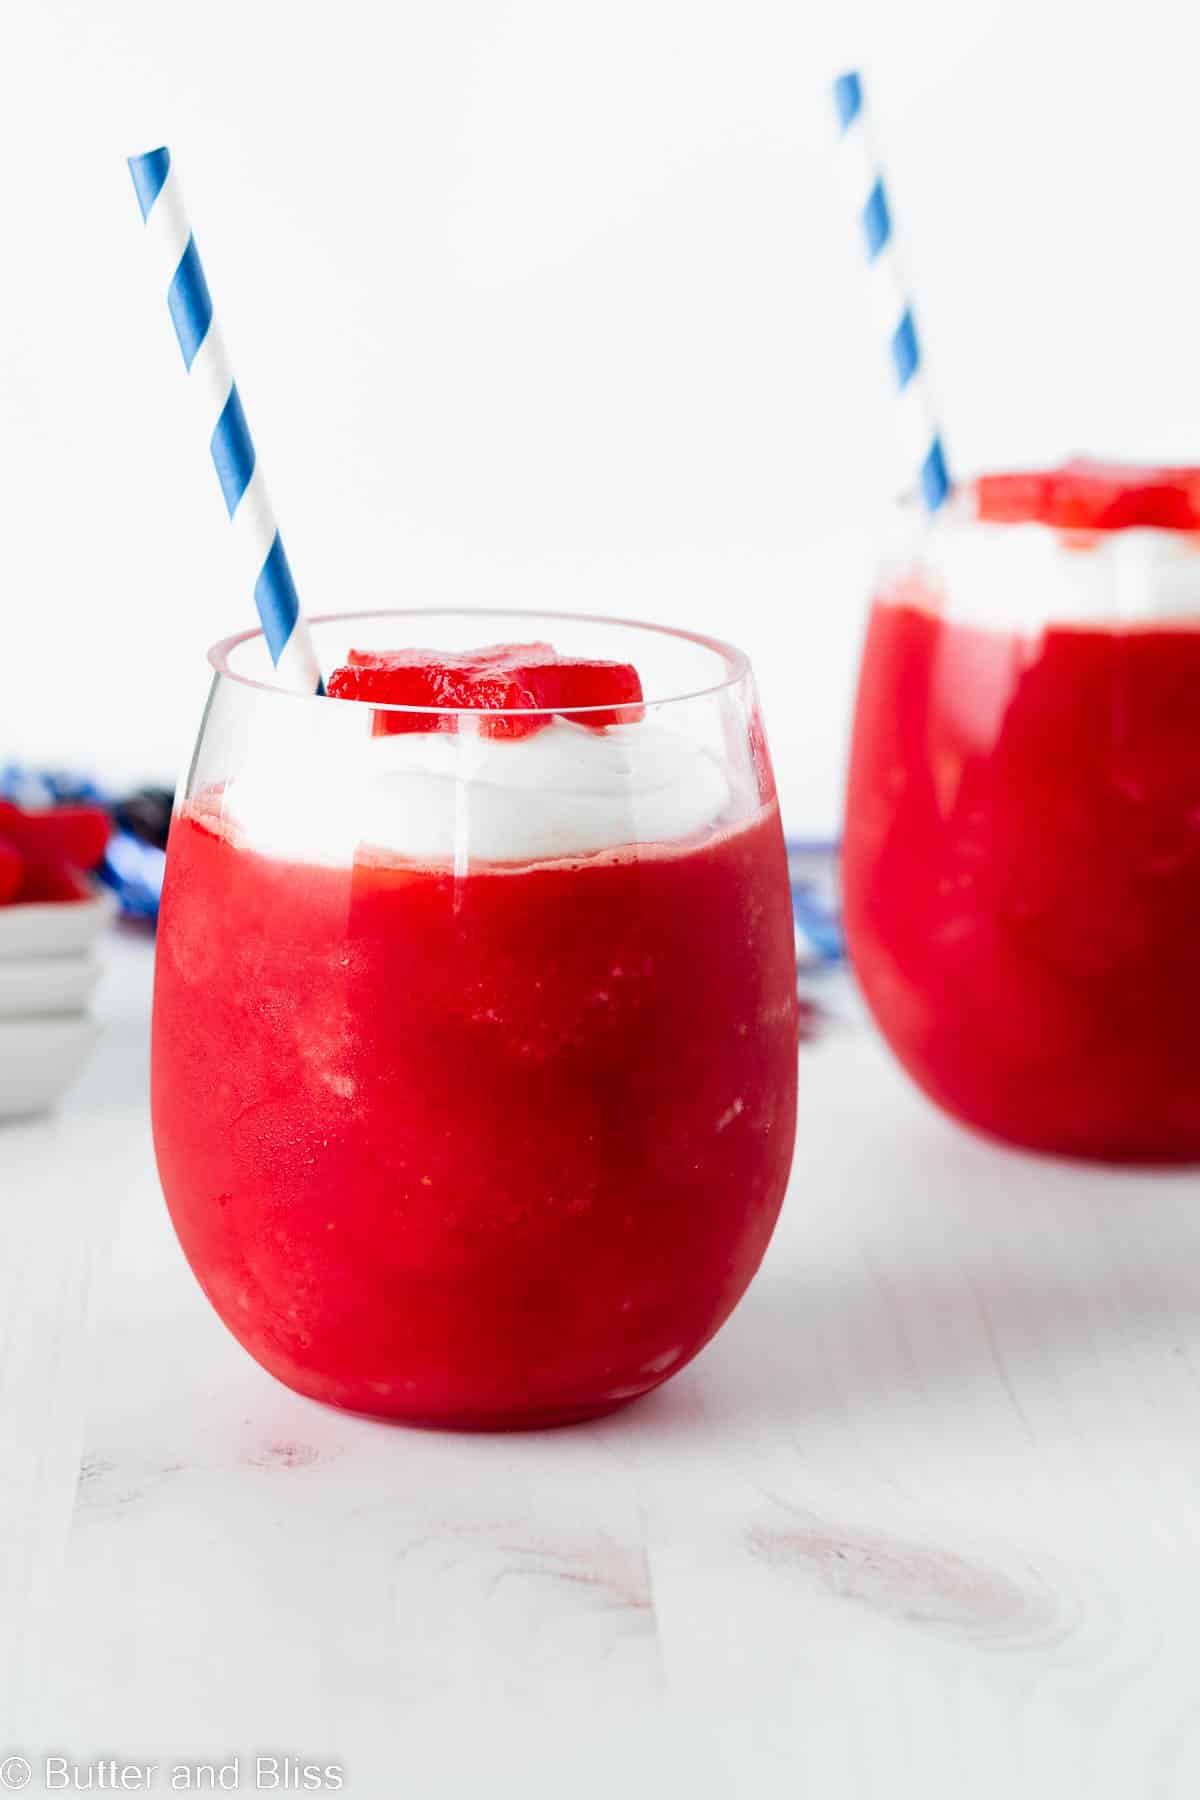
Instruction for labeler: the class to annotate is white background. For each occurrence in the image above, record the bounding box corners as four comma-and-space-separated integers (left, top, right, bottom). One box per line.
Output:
3, 0, 1199, 834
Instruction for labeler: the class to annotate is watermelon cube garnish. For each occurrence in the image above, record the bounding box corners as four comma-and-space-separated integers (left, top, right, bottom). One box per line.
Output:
0, 800, 111, 870
328, 650, 543, 739
520, 657, 645, 728
15, 858, 97, 904
327, 642, 644, 737
0, 800, 111, 906
0, 838, 22, 905
976, 460, 1200, 532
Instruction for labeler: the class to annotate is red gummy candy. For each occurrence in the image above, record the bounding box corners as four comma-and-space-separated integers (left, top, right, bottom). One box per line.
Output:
0, 836, 22, 905
0, 800, 111, 870
16, 857, 94, 904
328, 642, 645, 736
976, 460, 1200, 532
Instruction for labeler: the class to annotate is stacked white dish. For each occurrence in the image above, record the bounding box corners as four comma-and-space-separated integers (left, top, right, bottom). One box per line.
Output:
0, 888, 116, 1118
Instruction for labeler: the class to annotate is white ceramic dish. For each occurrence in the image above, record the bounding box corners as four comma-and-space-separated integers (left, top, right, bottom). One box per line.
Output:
0, 955, 101, 1018
0, 1014, 100, 1118
0, 888, 117, 960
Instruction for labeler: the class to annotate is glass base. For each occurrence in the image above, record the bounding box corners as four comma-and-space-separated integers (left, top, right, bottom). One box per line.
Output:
265, 1373, 652, 1432
335, 1396, 642, 1433
912, 1075, 1200, 1168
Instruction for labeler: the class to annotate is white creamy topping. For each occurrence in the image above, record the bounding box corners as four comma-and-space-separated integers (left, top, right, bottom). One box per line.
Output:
913, 507, 1200, 633
221, 716, 732, 867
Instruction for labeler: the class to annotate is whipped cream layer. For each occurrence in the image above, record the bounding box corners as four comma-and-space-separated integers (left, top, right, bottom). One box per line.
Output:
908, 504, 1200, 633
220, 716, 732, 867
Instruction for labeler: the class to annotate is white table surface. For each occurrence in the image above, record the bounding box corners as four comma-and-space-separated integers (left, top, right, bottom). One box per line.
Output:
5, 931, 1200, 1799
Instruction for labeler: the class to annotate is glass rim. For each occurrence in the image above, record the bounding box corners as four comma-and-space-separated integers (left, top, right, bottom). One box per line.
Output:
208, 606, 753, 715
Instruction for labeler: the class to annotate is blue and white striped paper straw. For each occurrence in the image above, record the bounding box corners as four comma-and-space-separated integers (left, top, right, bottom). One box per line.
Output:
832, 72, 951, 516
128, 148, 324, 693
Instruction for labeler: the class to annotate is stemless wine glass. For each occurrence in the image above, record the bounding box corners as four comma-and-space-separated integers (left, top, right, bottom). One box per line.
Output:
842, 482, 1200, 1163
152, 609, 799, 1429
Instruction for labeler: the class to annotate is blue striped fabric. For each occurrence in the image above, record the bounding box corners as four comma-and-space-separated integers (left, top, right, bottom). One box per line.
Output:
211, 385, 256, 515
786, 840, 843, 968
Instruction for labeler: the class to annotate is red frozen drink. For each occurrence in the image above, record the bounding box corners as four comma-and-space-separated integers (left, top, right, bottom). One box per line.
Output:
844, 462, 1200, 1161
153, 621, 799, 1426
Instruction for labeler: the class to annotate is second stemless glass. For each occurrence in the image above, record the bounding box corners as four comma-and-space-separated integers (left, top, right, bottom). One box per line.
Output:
152, 609, 799, 1428
843, 491, 1200, 1164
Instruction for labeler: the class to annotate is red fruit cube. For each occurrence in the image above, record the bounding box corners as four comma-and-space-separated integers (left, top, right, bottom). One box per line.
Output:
0, 800, 111, 870
973, 469, 1054, 525
328, 642, 645, 737
16, 857, 94, 904
0, 836, 22, 905
976, 461, 1200, 532
523, 659, 645, 728
328, 650, 544, 739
